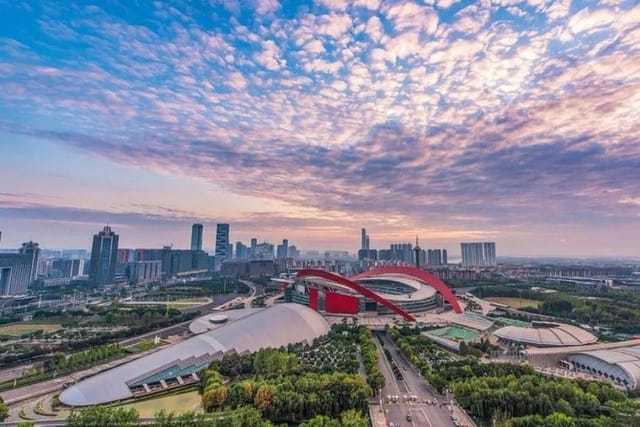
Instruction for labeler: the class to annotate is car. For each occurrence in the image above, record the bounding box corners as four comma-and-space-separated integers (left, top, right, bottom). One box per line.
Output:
406, 414, 412, 422
403, 366, 408, 371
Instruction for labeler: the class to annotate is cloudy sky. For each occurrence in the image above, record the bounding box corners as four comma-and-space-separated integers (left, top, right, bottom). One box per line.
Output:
1, 0, 639, 256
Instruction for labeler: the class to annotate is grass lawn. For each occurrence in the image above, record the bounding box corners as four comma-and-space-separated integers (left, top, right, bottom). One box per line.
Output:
485, 297, 541, 309
0, 323, 62, 336
118, 389, 202, 417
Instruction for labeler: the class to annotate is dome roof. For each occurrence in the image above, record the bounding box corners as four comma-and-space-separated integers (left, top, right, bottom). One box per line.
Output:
494, 322, 597, 347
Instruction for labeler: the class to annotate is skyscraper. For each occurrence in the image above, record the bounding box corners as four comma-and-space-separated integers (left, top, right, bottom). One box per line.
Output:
19, 241, 40, 283
461, 242, 496, 267
361, 228, 368, 250
191, 224, 203, 251
215, 224, 230, 270
235, 241, 248, 259
413, 237, 421, 269
89, 226, 119, 285
0, 254, 32, 296
483, 242, 497, 266
277, 239, 289, 259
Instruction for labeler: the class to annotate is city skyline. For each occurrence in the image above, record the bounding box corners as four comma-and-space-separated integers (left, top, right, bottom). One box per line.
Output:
1, 1, 639, 257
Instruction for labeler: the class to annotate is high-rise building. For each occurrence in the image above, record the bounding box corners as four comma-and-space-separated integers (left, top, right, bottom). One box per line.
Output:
483, 242, 497, 266
19, 241, 40, 283
0, 253, 33, 296
254, 242, 274, 260
360, 228, 370, 250
443, 249, 448, 265
191, 224, 203, 251
276, 239, 289, 259
235, 241, 248, 259
461, 242, 496, 267
250, 238, 257, 259
390, 243, 413, 264
89, 226, 119, 285
52, 258, 83, 278
215, 224, 230, 270
288, 245, 300, 259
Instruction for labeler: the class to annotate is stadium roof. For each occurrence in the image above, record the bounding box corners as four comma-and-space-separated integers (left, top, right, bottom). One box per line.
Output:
494, 322, 597, 347
358, 274, 438, 300
189, 307, 263, 334
568, 345, 640, 390
60, 304, 329, 406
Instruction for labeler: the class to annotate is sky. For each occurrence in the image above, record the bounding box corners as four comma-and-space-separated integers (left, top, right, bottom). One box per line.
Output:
0, 0, 639, 257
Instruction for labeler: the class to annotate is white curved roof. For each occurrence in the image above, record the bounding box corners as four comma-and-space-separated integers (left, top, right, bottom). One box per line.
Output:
568, 345, 640, 390
189, 307, 263, 333
60, 304, 329, 406
494, 323, 597, 347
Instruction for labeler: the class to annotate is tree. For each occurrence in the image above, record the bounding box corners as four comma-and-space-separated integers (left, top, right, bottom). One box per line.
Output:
0, 396, 7, 421
254, 384, 277, 411
203, 385, 228, 411
300, 415, 341, 427
339, 410, 369, 427
66, 407, 140, 426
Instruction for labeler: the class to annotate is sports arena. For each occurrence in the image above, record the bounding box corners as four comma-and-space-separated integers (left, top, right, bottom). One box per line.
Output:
290, 266, 463, 321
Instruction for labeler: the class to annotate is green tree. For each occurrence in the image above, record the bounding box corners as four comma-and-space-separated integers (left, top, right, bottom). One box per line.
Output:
66, 406, 140, 426
0, 396, 8, 421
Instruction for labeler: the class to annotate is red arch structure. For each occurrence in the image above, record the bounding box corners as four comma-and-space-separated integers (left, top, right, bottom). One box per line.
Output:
296, 268, 416, 321
352, 266, 463, 314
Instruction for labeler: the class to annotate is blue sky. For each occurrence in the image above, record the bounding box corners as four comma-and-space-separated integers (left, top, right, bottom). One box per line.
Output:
1, 0, 639, 256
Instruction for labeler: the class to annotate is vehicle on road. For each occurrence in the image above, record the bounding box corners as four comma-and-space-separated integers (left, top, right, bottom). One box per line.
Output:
406, 414, 412, 422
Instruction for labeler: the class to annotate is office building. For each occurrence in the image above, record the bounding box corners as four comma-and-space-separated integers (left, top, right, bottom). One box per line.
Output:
235, 241, 248, 259
442, 249, 448, 265
215, 224, 230, 270
276, 239, 289, 259
483, 242, 497, 266
125, 260, 162, 285
361, 228, 370, 251
0, 253, 33, 296
18, 241, 40, 282
254, 242, 274, 260
357, 249, 378, 261
288, 245, 300, 259
461, 242, 497, 267
51, 258, 83, 278
250, 238, 257, 258
89, 226, 119, 285
161, 248, 207, 278
390, 243, 413, 264
191, 224, 203, 251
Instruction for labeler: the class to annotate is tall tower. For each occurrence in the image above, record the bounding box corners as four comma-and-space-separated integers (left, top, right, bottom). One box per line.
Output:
19, 241, 40, 283
89, 226, 119, 285
361, 228, 367, 250
191, 224, 203, 251
414, 236, 421, 269
215, 224, 230, 270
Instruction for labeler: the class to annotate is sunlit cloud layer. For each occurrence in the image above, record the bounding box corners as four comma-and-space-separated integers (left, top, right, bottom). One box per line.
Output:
1, 0, 639, 255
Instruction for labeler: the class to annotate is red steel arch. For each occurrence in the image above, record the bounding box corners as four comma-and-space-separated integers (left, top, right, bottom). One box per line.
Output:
352, 266, 463, 314
296, 268, 416, 321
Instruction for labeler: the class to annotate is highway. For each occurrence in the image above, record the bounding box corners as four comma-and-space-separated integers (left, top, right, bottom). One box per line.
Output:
374, 332, 473, 427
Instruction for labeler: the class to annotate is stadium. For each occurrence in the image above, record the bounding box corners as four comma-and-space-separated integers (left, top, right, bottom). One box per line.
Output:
493, 322, 598, 347
567, 346, 640, 391
60, 304, 330, 406
290, 266, 463, 321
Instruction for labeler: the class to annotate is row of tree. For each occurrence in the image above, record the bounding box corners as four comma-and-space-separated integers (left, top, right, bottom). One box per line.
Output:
354, 326, 385, 392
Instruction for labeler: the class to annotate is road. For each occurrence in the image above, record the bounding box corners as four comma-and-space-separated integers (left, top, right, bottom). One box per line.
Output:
374, 332, 467, 427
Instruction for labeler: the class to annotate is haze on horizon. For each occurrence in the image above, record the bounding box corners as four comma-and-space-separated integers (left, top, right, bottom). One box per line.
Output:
0, 0, 639, 257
